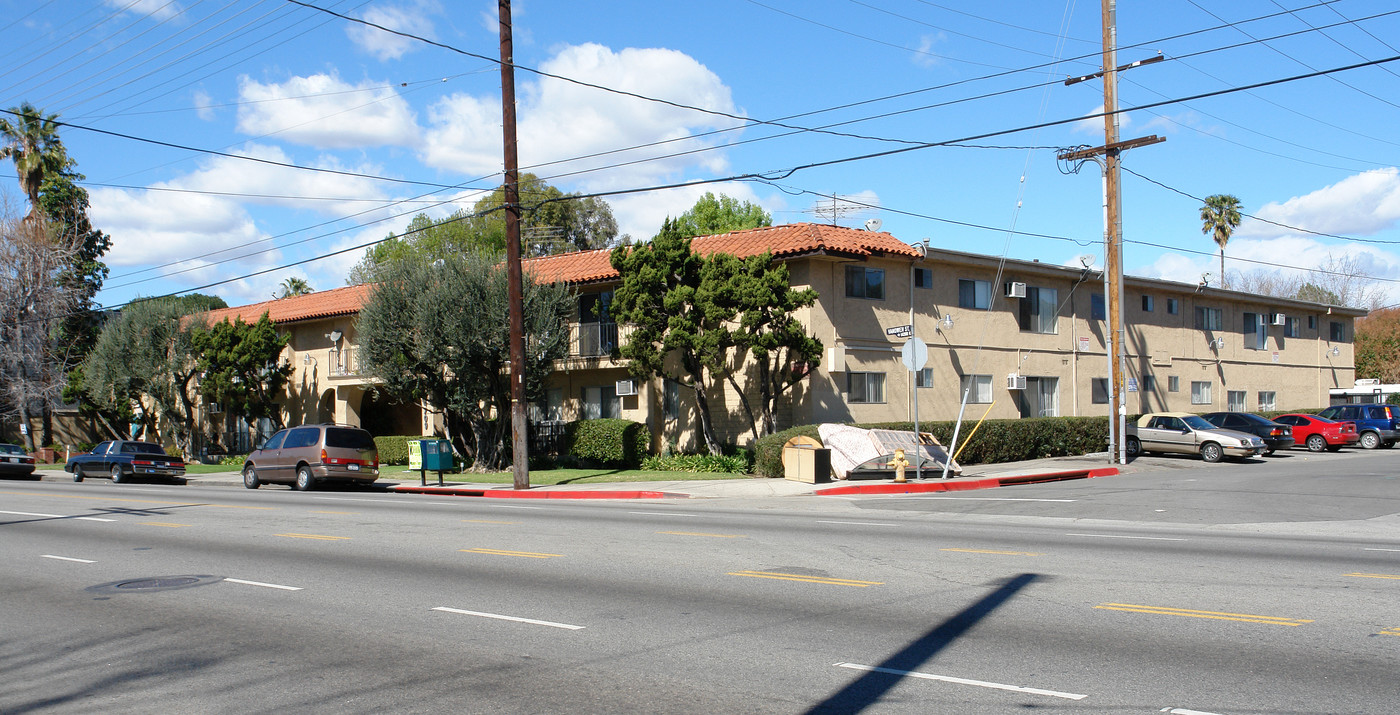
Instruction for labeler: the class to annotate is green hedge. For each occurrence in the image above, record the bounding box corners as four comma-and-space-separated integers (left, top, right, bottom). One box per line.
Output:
641, 453, 748, 474
566, 419, 649, 468
753, 424, 822, 478
374, 435, 419, 466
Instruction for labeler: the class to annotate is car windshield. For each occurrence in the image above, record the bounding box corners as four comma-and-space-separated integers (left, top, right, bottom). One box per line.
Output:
1182, 416, 1216, 430
326, 428, 375, 450
121, 442, 164, 454
1238, 413, 1272, 424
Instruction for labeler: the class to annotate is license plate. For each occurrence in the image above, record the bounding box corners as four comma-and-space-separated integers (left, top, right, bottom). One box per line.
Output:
347, 463, 360, 471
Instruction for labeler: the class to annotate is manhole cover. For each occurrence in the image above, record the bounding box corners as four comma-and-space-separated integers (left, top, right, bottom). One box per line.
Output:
116, 577, 201, 590
87, 574, 222, 595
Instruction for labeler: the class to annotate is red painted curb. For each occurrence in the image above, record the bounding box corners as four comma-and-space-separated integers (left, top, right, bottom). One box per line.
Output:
813, 467, 1118, 496
389, 485, 681, 499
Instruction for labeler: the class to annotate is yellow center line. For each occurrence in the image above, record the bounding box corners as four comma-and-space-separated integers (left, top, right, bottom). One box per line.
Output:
658, 531, 746, 538
1347, 572, 1400, 580
141, 522, 189, 528
459, 548, 561, 559
1378, 627, 1400, 637
461, 519, 518, 524
1095, 603, 1312, 626
0, 491, 277, 510
940, 548, 1041, 556
729, 570, 882, 587
276, 533, 350, 541
311, 510, 356, 515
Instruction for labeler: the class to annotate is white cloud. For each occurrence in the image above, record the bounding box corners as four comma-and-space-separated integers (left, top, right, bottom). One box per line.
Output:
912, 34, 949, 69
192, 89, 214, 121
105, 0, 182, 21
346, 2, 438, 61
236, 73, 419, 149
1074, 104, 1130, 135
421, 43, 744, 191
89, 186, 271, 273
608, 182, 773, 241
1245, 168, 1400, 238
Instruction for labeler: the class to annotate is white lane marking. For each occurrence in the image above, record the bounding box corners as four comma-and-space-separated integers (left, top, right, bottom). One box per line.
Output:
904, 497, 1076, 502
834, 662, 1086, 700
817, 520, 898, 527
432, 606, 584, 630
1066, 533, 1186, 541
1364, 547, 1400, 552
1161, 708, 1226, 715
629, 511, 697, 517
41, 554, 95, 563
224, 578, 303, 591
0, 510, 113, 522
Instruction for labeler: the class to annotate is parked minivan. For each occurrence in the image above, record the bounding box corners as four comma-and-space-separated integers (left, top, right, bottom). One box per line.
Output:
242, 424, 379, 490
1316, 403, 1400, 450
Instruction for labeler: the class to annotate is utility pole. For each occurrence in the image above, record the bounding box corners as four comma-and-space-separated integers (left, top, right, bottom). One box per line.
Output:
1058, 0, 1163, 465
498, 0, 530, 489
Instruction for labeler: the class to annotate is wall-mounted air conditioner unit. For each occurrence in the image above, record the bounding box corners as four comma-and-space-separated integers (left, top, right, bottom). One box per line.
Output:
207, 402, 222, 414
615, 379, 637, 397
1006, 374, 1027, 390
1004, 281, 1027, 299
1272, 313, 1286, 326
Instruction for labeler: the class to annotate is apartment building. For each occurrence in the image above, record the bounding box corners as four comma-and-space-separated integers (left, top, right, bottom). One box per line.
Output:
193, 223, 1361, 452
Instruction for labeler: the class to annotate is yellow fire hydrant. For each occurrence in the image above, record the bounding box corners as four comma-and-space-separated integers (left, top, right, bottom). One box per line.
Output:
888, 448, 910, 483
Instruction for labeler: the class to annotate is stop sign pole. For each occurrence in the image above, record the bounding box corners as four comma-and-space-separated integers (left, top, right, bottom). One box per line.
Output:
901, 336, 929, 479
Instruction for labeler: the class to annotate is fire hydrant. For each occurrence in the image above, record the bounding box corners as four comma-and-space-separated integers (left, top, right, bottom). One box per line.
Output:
888, 448, 909, 483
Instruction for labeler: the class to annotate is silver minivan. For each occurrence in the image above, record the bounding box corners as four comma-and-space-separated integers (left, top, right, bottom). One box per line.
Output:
242, 424, 379, 491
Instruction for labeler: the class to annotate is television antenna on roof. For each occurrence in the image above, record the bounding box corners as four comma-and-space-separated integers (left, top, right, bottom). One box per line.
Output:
806, 193, 876, 225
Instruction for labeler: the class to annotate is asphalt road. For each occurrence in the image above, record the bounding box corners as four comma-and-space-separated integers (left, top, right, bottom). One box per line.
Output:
2, 451, 1398, 714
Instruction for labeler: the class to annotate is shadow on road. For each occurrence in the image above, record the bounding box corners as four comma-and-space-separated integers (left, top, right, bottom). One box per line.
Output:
805, 572, 1040, 714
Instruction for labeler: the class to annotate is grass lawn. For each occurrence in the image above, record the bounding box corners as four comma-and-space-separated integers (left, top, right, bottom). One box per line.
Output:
380, 467, 756, 485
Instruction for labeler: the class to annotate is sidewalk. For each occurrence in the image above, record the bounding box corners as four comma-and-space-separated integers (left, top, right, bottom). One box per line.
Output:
30, 452, 1144, 499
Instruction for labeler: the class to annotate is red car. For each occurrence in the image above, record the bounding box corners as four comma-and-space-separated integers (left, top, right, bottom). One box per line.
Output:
1272, 414, 1359, 452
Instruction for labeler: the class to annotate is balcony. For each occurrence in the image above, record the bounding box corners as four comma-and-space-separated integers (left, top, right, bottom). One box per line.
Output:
574, 321, 619, 357
329, 347, 359, 377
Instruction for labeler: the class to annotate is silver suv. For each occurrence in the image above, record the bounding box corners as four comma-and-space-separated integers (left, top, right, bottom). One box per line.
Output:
242, 424, 379, 491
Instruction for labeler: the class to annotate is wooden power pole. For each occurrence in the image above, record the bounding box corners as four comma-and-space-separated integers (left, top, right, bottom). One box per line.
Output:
499, 0, 530, 489
1059, 0, 1163, 464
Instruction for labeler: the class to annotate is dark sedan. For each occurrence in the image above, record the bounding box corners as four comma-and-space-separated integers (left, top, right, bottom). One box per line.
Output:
1201, 412, 1295, 455
0, 443, 36, 477
65, 440, 186, 484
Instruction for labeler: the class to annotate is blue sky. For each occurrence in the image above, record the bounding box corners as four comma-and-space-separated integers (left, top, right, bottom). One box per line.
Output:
3, 0, 1399, 310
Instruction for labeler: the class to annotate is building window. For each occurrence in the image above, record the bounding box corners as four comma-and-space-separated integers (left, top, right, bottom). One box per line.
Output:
663, 379, 680, 422
578, 292, 617, 356
1091, 293, 1105, 321
847, 372, 886, 403
1142, 375, 1156, 392
1142, 295, 1154, 312
1191, 381, 1212, 405
582, 385, 620, 420
1091, 378, 1109, 404
1168, 376, 1180, 393
1195, 306, 1222, 331
916, 367, 934, 388
1308, 315, 1317, 330
1330, 321, 1346, 342
914, 267, 933, 289
1284, 317, 1300, 338
531, 388, 564, 422
1167, 297, 1179, 315
1019, 377, 1059, 417
958, 279, 990, 309
1018, 286, 1058, 334
1228, 390, 1247, 411
845, 266, 884, 300
1258, 391, 1277, 411
1243, 312, 1266, 350
961, 374, 992, 403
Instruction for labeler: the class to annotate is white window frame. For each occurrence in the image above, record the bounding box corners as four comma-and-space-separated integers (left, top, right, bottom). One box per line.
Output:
1227, 390, 1247, 411
1257, 391, 1277, 411
1168, 376, 1180, 393
1191, 381, 1212, 405
961, 374, 992, 403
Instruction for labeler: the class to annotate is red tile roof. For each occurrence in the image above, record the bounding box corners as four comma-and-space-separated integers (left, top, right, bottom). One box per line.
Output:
201, 283, 373, 326
525, 222, 920, 285
206, 224, 920, 324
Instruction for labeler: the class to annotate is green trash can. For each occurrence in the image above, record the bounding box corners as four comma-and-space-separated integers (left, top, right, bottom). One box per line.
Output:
420, 439, 454, 471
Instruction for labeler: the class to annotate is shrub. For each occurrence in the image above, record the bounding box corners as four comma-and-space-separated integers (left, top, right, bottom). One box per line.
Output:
374, 435, 417, 466
165, 445, 181, 457
752, 424, 822, 478
566, 419, 649, 468
219, 453, 246, 466
641, 453, 748, 474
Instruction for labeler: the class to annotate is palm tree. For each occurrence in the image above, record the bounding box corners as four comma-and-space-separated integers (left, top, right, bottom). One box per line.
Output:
276, 276, 313, 299
0, 103, 67, 223
1200, 194, 1242, 289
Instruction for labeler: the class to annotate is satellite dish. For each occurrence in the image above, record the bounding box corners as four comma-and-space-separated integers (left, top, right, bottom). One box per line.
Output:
864, 218, 883, 232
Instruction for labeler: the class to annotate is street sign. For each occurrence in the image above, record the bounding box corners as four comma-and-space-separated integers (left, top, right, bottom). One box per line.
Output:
886, 324, 913, 338
1127, 377, 1138, 393
901, 337, 928, 371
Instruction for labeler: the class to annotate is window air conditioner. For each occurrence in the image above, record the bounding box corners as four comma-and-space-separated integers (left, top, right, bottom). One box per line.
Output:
1271, 313, 1286, 326
1006, 374, 1027, 390
615, 379, 637, 397
207, 402, 222, 414
1004, 281, 1027, 299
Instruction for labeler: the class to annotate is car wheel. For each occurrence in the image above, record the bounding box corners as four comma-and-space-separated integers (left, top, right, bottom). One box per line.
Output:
294, 465, 315, 492
1125, 436, 1142, 458
110, 465, 125, 484
73, 465, 84, 482
1306, 435, 1328, 452
1200, 442, 1223, 463
1360, 431, 1381, 449
242, 464, 260, 489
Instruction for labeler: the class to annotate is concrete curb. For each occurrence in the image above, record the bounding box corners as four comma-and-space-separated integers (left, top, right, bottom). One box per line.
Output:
389, 484, 684, 499
814, 467, 1119, 496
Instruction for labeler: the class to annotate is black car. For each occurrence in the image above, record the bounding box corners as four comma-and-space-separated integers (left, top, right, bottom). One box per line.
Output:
1201, 412, 1295, 455
65, 440, 186, 484
0, 443, 36, 478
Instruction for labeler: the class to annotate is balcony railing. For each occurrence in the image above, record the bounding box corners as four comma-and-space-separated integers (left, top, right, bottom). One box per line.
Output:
574, 321, 619, 357
329, 347, 359, 376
